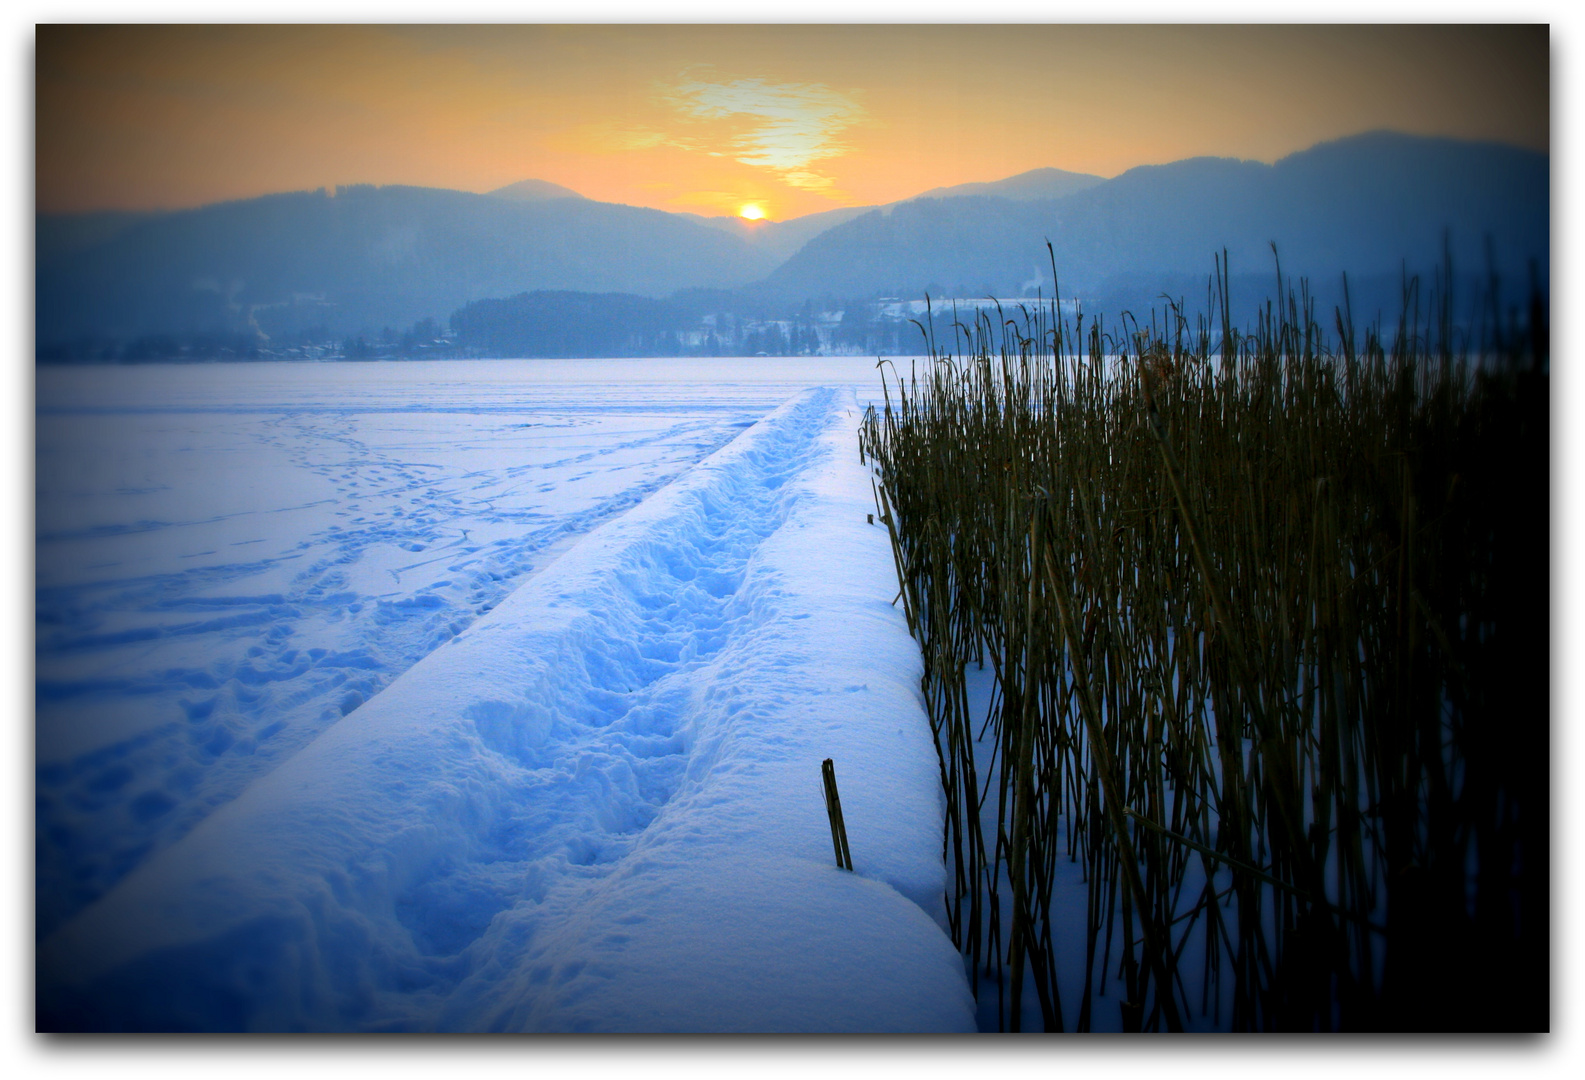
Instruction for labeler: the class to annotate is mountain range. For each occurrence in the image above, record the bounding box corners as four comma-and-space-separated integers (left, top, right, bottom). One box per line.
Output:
35, 131, 1548, 350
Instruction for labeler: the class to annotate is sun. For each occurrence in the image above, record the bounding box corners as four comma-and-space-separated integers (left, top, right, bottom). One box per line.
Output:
738, 204, 766, 221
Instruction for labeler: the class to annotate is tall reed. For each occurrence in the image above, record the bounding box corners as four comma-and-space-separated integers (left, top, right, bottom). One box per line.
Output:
861, 252, 1548, 1031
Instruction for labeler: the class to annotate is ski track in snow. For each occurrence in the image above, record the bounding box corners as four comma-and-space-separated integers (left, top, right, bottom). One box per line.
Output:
36, 360, 871, 937
37, 381, 974, 1032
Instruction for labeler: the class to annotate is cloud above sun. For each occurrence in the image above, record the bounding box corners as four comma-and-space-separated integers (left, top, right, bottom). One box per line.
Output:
662, 72, 868, 194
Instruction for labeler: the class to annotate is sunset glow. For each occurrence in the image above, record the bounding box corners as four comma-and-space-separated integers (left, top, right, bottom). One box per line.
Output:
35, 24, 1549, 218
739, 204, 766, 221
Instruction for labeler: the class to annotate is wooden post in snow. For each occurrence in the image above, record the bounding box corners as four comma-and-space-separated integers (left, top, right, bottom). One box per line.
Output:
821, 758, 853, 871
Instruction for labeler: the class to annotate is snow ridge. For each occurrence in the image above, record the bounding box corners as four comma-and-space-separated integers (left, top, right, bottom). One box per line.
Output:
38, 387, 976, 1033
37, 382, 761, 937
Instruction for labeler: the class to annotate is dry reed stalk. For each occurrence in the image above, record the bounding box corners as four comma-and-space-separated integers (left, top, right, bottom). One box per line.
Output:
860, 252, 1548, 1031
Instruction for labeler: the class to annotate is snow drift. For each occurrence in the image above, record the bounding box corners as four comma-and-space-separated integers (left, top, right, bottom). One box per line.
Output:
37, 386, 976, 1033
36, 360, 786, 936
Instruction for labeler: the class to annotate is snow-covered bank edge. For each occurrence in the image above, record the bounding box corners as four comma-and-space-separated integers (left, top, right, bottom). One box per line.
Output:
37, 387, 976, 1033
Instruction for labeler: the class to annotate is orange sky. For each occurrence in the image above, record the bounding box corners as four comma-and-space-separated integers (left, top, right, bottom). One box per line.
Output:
35, 24, 1549, 221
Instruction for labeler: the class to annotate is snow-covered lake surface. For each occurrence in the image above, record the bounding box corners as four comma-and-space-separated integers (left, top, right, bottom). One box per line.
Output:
37, 358, 977, 1031
36, 359, 873, 932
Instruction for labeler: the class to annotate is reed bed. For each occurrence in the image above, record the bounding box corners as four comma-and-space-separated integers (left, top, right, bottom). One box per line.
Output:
859, 255, 1548, 1031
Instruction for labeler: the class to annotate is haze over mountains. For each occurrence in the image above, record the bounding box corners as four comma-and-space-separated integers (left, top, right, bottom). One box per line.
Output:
766, 132, 1548, 302
36, 185, 780, 348
36, 131, 1548, 356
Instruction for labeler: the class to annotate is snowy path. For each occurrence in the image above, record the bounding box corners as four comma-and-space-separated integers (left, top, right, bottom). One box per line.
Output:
36, 362, 814, 935
38, 385, 976, 1032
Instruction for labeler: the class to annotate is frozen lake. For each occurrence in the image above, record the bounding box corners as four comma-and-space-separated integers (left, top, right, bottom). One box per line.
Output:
35, 363, 973, 1032
35, 357, 893, 939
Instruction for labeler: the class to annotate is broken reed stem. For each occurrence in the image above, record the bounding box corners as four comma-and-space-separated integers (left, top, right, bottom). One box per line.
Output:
822, 758, 853, 871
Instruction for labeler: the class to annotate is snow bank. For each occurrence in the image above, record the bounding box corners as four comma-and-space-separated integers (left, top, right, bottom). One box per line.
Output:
36, 363, 784, 936
37, 386, 975, 1033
